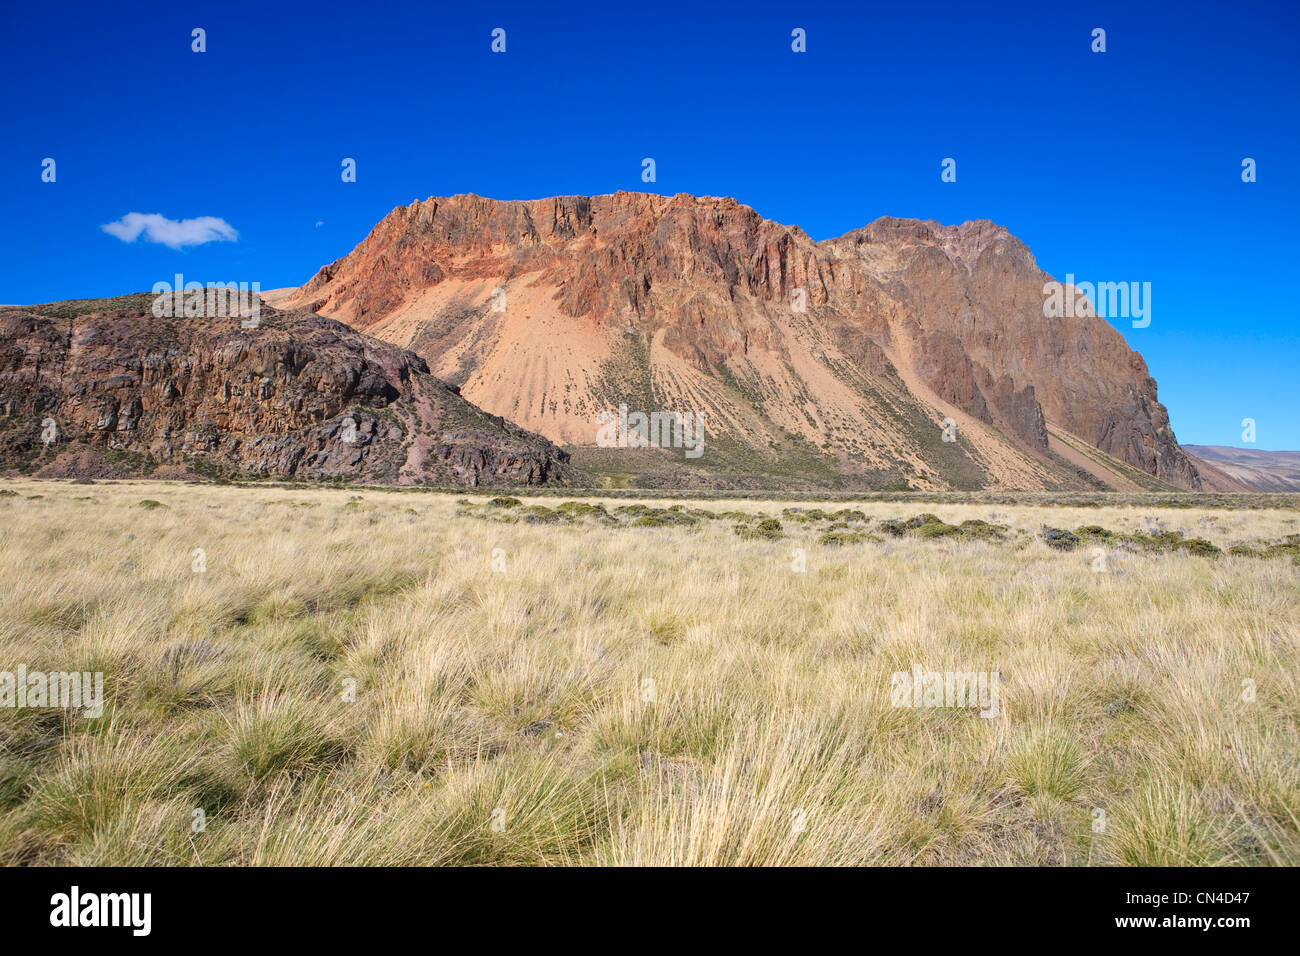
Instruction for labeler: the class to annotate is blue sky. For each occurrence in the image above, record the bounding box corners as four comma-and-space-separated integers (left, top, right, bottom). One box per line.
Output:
2, 0, 1296, 448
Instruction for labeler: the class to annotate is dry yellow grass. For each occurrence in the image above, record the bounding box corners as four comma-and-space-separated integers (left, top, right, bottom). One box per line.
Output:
0, 479, 1296, 866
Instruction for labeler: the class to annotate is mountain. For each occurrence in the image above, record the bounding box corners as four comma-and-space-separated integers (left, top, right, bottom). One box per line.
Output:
0, 295, 573, 486
1184, 446, 1300, 492
0, 192, 1208, 493
277, 192, 1201, 492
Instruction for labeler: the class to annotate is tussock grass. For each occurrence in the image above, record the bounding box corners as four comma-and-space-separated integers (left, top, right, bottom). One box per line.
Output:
0, 479, 1296, 865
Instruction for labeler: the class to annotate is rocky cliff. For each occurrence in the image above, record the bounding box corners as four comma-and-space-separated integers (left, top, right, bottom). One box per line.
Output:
0, 295, 573, 486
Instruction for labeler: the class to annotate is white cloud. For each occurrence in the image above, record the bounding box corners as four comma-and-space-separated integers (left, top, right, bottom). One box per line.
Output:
101, 212, 238, 249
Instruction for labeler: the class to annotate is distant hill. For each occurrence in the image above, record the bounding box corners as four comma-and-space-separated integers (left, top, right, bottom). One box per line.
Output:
1184, 446, 1300, 492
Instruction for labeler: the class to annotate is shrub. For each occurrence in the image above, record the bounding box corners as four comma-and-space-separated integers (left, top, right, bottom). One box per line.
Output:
734, 517, 784, 540
1042, 528, 1079, 550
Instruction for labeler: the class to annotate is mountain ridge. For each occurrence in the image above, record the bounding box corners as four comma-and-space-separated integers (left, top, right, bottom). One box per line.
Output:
279, 191, 1199, 491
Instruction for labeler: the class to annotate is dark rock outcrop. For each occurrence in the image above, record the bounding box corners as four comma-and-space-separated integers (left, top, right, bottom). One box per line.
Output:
0, 299, 574, 486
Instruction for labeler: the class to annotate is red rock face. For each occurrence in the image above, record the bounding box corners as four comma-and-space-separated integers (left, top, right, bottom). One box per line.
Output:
290, 192, 1201, 490
0, 300, 572, 486
831, 217, 1198, 488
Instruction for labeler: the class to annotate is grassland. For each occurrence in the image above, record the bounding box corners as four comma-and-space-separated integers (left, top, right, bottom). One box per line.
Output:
0, 479, 1297, 865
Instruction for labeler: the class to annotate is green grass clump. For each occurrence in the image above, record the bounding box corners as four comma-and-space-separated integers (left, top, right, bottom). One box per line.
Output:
735, 518, 784, 540
1107, 784, 1247, 866
1122, 529, 1221, 557
954, 519, 1008, 541
1008, 727, 1090, 800
1127, 529, 1186, 552
1227, 534, 1300, 564
228, 695, 347, 783
782, 508, 831, 523
618, 504, 699, 528
556, 501, 609, 519
1041, 528, 1080, 550
519, 505, 564, 524
1261, 534, 1300, 564
817, 530, 877, 547
1178, 537, 1221, 557
874, 514, 1005, 542
913, 517, 960, 539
